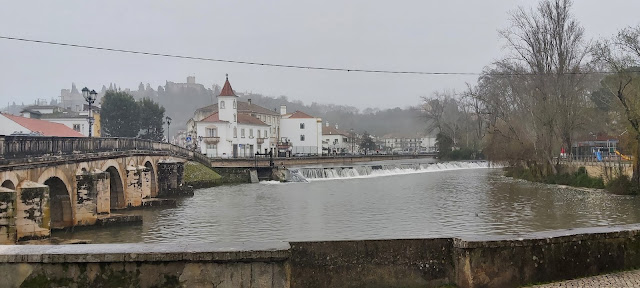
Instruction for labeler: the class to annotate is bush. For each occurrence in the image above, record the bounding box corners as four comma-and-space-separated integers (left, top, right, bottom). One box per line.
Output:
505, 166, 604, 189
606, 175, 640, 195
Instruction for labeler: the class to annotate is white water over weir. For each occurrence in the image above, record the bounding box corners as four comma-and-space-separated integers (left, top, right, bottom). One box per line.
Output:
289, 161, 495, 181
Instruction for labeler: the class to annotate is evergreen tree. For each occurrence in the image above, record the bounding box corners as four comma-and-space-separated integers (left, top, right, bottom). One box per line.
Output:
101, 91, 141, 137
360, 131, 377, 152
138, 97, 165, 141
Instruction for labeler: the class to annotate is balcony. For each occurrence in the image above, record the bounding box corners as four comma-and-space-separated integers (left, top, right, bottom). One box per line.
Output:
202, 137, 220, 145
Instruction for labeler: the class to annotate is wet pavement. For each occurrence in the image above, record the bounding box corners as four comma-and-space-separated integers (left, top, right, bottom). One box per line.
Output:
531, 269, 640, 287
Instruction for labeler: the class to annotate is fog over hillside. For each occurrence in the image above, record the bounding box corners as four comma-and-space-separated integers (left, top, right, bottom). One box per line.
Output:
2, 78, 429, 138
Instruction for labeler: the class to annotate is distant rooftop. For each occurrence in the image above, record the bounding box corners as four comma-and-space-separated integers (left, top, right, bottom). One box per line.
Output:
2, 113, 84, 137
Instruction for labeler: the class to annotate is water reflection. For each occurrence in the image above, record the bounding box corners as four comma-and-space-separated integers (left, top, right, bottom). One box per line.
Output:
53, 168, 640, 243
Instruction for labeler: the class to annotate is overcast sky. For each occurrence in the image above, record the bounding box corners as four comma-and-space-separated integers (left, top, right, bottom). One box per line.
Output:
1, 0, 639, 110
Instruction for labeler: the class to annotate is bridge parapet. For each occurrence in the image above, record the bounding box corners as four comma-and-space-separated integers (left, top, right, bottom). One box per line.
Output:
0, 136, 210, 168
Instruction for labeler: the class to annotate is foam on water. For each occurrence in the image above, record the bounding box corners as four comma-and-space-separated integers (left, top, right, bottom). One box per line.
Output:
290, 161, 500, 182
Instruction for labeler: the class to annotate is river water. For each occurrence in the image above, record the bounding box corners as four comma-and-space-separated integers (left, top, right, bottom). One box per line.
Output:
52, 160, 640, 243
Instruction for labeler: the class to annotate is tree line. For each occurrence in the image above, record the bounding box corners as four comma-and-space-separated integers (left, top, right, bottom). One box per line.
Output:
422, 0, 640, 187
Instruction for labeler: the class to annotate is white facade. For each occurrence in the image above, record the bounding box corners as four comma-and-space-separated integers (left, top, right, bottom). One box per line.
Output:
280, 109, 322, 155
420, 137, 437, 152
195, 76, 272, 158
382, 135, 431, 152
217, 96, 237, 125
0, 114, 31, 135
47, 118, 88, 135
197, 120, 271, 158
322, 123, 351, 154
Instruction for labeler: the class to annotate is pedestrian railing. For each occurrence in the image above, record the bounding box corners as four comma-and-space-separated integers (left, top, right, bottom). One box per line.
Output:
0, 136, 211, 167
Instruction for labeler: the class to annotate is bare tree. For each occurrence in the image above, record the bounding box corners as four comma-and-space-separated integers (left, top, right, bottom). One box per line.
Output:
593, 25, 640, 185
495, 0, 590, 174
422, 91, 467, 147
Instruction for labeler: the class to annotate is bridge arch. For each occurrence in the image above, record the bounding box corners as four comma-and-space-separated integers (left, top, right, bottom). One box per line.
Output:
44, 177, 73, 229
102, 160, 125, 210
1, 180, 15, 190
143, 157, 157, 197
1, 173, 19, 190
37, 168, 74, 229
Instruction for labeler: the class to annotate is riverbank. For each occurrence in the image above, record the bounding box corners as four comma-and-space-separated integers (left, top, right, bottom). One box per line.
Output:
183, 161, 222, 188
504, 166, 605, 189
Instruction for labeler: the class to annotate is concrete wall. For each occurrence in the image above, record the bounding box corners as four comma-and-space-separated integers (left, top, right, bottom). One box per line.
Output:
561, 162, 632, 183
290, 239, 454, 288
212, 167, 252, 184
5, 227, 640, 287
0, 242, 290, 288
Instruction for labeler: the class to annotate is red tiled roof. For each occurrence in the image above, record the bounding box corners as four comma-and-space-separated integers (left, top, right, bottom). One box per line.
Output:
218, 75, 237, 97
196, 101, 280, 117
286, 111, 315, 119
201, 112, 228, 123
238, 113, 269, 126
3, 113, 84, 137
200, 112, 267, 126
322, 126, 350, 136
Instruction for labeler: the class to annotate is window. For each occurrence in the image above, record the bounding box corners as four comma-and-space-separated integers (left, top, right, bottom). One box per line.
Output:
258, 130, 261, 138
233, 100, 236, 108
221, 101, 225, 109
334, 139, 338, 145
206, 128, 217, 137
73, 124, 81, 132
300, 123, 305, 129
241, 128, 245, 138
233, 114, 236, 122
264, 130, 268, 137
249, 129, 254, 138
300, 135, 305, 141
233, 127, 237, 138
206, 144, 217, 149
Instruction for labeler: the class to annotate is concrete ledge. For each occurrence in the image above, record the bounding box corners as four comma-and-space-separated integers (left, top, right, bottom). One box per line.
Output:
4, 227, 640, 287
0, 242, 290, 263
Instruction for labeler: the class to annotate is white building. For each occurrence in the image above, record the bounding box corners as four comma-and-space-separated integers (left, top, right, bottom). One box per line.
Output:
191, 97, 281, 152
20, 105, 100, 137
420, 136, 437, 152
280, 107, 322, 155
382, 134, 423, 153
322, 123, 352, 155
195, 76, 271, 158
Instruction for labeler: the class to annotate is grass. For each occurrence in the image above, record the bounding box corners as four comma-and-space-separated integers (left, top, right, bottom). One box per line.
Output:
183, 161, 222, 188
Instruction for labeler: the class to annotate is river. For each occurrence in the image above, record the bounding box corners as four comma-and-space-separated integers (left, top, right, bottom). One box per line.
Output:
52, 160, 640, 243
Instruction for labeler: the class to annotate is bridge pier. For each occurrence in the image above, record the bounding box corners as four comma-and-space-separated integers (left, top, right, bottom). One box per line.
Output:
15, 181, 50, 242
0, 186, 16, 244
75, 171, 110, 226
157, 162, 189, 196
125, 166, 144, 208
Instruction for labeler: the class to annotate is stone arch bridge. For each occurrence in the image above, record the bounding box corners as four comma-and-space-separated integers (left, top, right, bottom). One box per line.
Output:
0, 136, 210, 244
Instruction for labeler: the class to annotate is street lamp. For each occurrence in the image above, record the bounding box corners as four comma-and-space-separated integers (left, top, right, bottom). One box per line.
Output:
350, 128, 355, 154
82, 87, 98, 137
165, 116, 172, 143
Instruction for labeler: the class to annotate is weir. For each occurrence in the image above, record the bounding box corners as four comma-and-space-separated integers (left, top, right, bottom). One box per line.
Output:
289, 161, 493, 181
